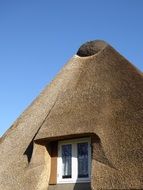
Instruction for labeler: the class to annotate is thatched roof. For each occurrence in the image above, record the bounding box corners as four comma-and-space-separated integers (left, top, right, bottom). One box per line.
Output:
0, 40, 143, 189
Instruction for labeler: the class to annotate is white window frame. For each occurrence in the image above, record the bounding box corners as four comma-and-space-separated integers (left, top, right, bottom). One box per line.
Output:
57, 137, 91, 184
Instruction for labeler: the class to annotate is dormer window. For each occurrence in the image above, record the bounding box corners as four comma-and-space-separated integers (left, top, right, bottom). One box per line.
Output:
57, 138, 91, 183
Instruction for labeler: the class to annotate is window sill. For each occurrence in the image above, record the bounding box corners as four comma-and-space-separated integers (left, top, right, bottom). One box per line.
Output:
57, 179, 91, 184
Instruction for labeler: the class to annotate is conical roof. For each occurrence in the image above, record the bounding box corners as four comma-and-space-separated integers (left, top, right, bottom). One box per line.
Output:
0, 40, 143, 189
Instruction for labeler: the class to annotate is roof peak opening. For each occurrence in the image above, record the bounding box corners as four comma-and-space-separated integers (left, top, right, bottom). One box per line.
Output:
77, 40, 108, 57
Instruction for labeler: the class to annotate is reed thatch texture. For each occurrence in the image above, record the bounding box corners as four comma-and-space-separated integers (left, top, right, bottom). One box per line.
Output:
0, 40, 142, 190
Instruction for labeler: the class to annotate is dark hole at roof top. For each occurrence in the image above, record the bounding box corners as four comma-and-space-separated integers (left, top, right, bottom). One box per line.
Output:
77, 40, 108, 57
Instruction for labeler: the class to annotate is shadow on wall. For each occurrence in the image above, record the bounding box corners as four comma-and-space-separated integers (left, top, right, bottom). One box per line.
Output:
73, 183, 91, 190
48, 183, 91, 190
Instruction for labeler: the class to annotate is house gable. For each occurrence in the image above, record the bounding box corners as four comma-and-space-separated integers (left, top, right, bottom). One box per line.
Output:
0, 40, 143, 190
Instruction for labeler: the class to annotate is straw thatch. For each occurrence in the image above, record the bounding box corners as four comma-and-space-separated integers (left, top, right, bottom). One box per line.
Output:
0, 40, 143, 190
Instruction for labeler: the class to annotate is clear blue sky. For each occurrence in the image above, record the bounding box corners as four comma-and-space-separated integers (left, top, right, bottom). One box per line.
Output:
0, 0, 143, 136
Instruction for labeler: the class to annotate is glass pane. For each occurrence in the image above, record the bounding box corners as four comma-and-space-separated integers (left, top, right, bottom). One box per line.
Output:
62, 144, 72, 179
77, 142, 88, 178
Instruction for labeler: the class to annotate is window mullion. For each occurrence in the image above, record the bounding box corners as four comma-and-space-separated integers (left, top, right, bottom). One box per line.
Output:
72, 142, 77, 182
57, 143, 61, 182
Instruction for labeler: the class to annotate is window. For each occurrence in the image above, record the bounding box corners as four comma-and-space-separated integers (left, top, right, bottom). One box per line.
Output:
57, 137, 91, 183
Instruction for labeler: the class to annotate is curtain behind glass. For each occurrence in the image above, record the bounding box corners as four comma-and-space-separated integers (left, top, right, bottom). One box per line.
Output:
77, 142, 88, 178
62, 144, 72, 178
